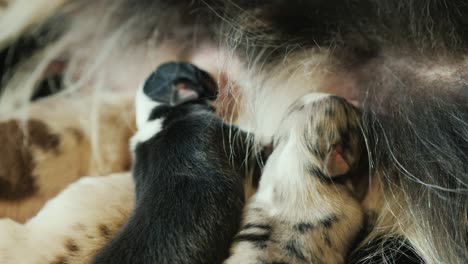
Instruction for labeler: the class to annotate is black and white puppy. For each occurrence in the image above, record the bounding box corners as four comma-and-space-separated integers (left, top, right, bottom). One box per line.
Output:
93, 62, 257, 264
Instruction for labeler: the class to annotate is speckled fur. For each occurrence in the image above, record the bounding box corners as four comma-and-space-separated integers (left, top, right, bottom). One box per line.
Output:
0, 1, 467, 263
226, 94, 365, 264
0, 172, 135, 264
0, 92, 135, 222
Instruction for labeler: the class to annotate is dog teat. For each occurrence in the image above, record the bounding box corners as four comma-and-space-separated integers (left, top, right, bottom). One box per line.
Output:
143, 62, 218, 106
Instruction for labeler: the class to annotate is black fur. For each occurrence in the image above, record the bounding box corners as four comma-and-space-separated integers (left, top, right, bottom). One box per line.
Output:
219, 0, 468, 63
284, 240, 307, 261
215, 2, 468, 263
93, 102, 255, 263
94, 103, 254, 264
0, 15, 65, 98
143, 62, 217, 105
320, 215, 338, 229
294, 223, 314, 234
6, 0, 468, 263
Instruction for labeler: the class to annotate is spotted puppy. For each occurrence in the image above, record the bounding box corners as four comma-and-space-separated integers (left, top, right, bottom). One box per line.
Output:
0, 172, 135, 264
226, 94, 365, 264
93, 62, 258, 264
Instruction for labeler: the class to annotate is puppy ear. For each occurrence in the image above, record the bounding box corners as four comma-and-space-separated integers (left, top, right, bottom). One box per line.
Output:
325, 145, 350, 177
170, 82, 199, 106
143, 62, 217, 105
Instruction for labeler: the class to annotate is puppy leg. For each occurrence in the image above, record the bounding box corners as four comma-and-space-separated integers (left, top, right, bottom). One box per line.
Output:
0, 172, 134, 264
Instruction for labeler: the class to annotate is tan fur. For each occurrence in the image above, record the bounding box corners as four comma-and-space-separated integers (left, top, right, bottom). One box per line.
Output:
0, 2, 440, 262
0, 172, 134, 264
0, 0, 67, 46
0, 92, 135, 222
226, 94, 365, 264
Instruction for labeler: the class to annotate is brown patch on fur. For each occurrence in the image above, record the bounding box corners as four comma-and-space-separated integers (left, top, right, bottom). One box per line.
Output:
0, 120, 36, 199
50, 255, 68, 264
65, 239, 80, 253
27, 119, 60, 151
99, 224, 111, 238
0, 119, 60, 200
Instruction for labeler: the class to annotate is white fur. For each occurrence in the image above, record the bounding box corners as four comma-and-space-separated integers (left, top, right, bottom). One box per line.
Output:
130, 83, 164, 151
0, 0, 67, 46
129, 119, 163, 151
135, 83, 160, 130
254, 128, 337, 221
226, 94, 364, 264
235, 51, 330, 144
301, 93, 330, 104
0, 172, 135, 264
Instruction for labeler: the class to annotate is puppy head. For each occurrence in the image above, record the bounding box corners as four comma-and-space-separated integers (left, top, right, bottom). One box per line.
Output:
266, 94, 363, 186
135, 62, 218, 129
143, 62, 218, 105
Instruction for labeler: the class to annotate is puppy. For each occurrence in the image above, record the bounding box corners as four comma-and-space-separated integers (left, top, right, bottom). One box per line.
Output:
227, 94, 365, 264
1, 1, 467, 263
93, 62, 258, 264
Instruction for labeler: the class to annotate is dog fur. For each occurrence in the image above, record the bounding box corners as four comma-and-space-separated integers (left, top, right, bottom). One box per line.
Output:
0, 1, 467, 263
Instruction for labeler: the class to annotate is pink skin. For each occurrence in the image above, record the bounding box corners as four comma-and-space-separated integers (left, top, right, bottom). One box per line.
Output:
189, 44, 243, 121
44, 44, 360, 121
323, 71, 361, 107
327, 145, 351, 177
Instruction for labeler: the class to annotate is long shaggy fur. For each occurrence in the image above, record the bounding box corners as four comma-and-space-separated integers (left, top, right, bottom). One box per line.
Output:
0, 1, 467, 263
